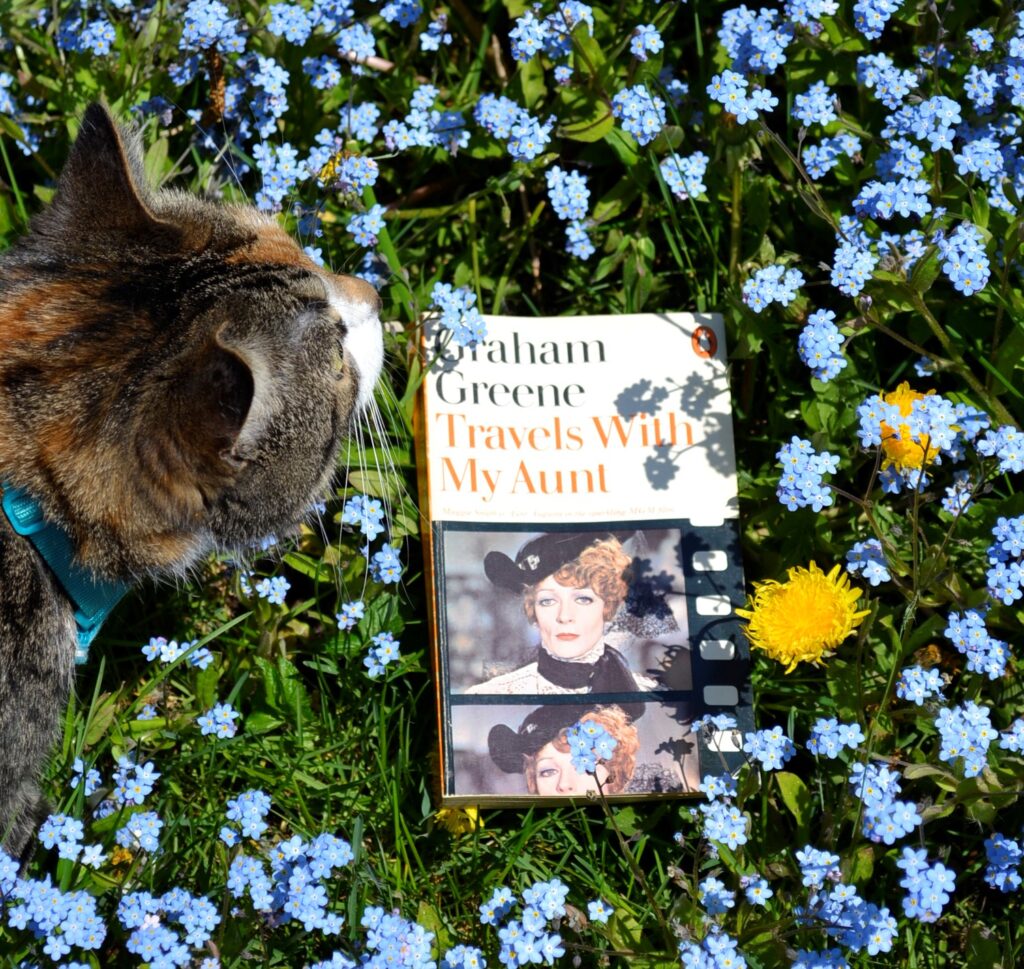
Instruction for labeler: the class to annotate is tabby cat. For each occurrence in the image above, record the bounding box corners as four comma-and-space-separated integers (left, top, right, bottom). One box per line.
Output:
0, 103, 384, 855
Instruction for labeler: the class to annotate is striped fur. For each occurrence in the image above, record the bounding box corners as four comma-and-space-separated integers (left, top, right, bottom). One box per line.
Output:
0, 103, 383, 853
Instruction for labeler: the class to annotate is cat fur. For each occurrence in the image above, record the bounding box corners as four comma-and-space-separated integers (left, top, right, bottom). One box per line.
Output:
0, 103, 383, 854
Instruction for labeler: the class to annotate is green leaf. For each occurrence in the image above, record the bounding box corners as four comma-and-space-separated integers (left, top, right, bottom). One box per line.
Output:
557, 88, 613, 143
846, 844, 874, 885
909, 248, 941, 294
144, 135, 169, 187
965, 924, 1005, 969
775, 771, 812, 831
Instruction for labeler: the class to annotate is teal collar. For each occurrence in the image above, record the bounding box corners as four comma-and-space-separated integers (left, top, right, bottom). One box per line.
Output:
1, 484, 129, 664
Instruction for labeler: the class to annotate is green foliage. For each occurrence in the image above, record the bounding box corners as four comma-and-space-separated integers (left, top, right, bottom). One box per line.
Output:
1, 0, 1024, 966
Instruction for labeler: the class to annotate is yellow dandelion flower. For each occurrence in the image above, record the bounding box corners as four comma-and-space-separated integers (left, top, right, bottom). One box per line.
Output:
435, 806, 483, 835
737, 562, 869, 672
879, 381, 939, 473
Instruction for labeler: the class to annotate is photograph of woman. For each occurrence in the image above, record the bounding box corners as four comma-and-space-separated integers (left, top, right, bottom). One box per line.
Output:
463, 531, 663, 696
486, 702, 695, 796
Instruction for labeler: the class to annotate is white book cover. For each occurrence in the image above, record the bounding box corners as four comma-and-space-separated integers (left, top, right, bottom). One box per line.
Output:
418, 313, 752, 805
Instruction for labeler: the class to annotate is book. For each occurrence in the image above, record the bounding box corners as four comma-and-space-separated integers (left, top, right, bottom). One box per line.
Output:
417, 312, 753, 805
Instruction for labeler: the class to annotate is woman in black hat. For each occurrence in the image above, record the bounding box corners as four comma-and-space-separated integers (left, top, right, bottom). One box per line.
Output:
464, 531, 658, 697
488, 704, 640, 796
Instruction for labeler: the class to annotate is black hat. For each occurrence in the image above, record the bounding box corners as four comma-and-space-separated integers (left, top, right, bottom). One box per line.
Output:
488, 704, 600, 773
484, 532, 614, 592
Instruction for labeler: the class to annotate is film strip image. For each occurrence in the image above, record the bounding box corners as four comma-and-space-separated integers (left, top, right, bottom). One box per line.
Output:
434, 522, 751, 799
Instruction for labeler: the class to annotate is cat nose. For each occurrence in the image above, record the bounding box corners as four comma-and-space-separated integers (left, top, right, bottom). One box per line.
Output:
334, 274, 383, 316
325, 274, 383, 411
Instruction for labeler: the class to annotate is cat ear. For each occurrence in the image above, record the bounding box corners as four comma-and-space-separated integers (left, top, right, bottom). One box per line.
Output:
181, 343, 257, 472
53, 102, 165, 235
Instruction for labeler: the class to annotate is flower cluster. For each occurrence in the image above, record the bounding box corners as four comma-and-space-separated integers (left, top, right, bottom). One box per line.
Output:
228, 829, 354, 934
987, 515, 1024, 605
142, 635, 211, 668
115, 810, 164, 853
849, 761, 920, 845
611, 84, 667, 145
806, 718, 865, 758
545, 166, 594, 258
845, 538, 891, 586
342, 494, 387, 541
118, 888, 221, 966
707, 69, 778, 125
481, 879, 568, 967
335, 599, 365, 631
0, 852, 106, 961
679, 928, 747, 968
364, 631, 401, 678
896, 665, 945, 706
430, 281, 488, 349
660, 152, 709, 201
896, 848, 955, 922
797, 309, 847, 382
985, 833, 1023, 892
566, 719, 617, 774
474, 93, 555, 160
221, 788, 272, 844
742, 263, 804, 313
197, 701, 241, 739
254, 575, 291, 606
111, 756, 161, 807
743, 726, 796, 770
935, 700, 995, 777
945, 609, 1008, 680
776, 437, 838, 512
368, 542, 404, 585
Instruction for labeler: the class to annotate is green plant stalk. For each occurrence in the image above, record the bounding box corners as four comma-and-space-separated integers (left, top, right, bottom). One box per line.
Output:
729, 166, 742, 287
595, 779, 676, 955
0, 135, 28, 229
910, 291, 1017, 427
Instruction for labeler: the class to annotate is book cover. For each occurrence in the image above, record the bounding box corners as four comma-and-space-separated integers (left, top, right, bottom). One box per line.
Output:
417, 313, 753, 805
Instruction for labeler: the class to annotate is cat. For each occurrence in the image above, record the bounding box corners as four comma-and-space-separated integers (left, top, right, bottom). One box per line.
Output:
0, 103, 384, 856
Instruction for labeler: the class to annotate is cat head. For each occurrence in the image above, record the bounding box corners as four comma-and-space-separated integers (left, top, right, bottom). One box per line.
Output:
0, 103, 384, 579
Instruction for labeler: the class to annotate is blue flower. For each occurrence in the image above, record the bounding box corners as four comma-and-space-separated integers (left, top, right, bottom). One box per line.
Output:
115, 811, 164, 853
587, 898, 613, 923
611, 84, 667, 145
896, 665, 945, 705
660, 152, 709, 200
846, 538, 890, 585
775, 436, 839, 512
798, 309, 847, 382
935, 700, 995, 777
566, 720, 617, 774
630, 24, 663, 61
743, 726, 796, 770
369, 542, 404, 584
430, 282, 487, 348
896, 848, 956, 922
793, 80, 837, 126
336, 600, 365, 630
255, 575, 291, 606
945, 609, 1008, 680
226, 788, 272, 839
741, 875, 773, 906
698, 876, 735, 915
742, 263, 805, 313
267, 3, 313, 44
984, 833, 1023, 892
364, 631, 401, 679
479, 885, 515, 925
198, 702, 241, 739
807, 718, 864, 758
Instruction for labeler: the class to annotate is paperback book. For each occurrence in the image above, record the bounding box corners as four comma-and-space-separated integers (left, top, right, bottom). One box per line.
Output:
417, 312, 753, 805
